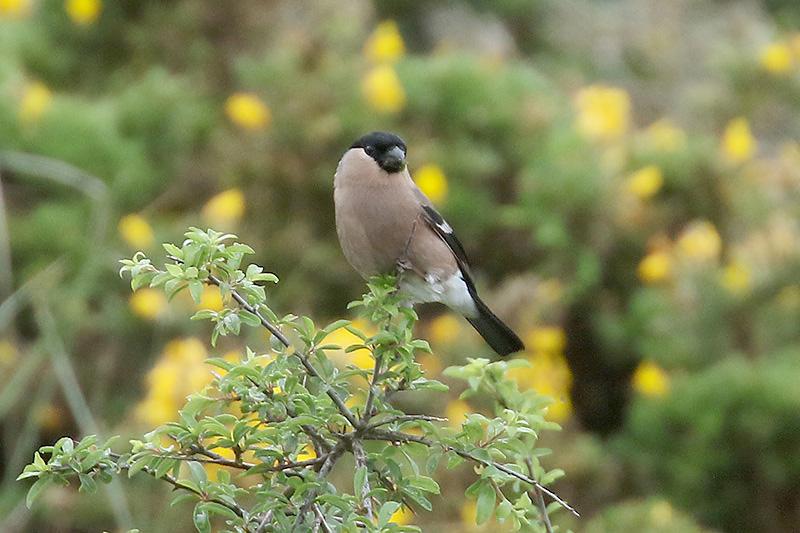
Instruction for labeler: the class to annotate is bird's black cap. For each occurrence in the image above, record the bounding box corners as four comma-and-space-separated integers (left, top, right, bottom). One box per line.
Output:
351, 132, 408, 173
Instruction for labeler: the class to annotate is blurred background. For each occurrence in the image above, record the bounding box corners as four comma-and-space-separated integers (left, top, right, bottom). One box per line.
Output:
2, 0, 800, 531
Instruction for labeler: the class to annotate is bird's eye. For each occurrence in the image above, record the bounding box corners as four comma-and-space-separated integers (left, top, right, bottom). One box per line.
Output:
364, 146, 376, 156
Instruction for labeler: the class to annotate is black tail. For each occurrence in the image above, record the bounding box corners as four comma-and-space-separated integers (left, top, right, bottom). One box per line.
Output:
465, 296, 524, 357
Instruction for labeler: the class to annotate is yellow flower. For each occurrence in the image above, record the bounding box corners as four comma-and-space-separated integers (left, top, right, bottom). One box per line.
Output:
644, 119, 687, 152
205, 446, 235, 482
65, 0, 101, 26
364, 20, 406, 64
759, 42, 793, 74
197, 285, 225, 312
415, 164, 449, 205
225, 93, 271, 131
722, 261, 752, 294
19, 82, 52, 123
676, 220, 722, 261
416, 351, 443, 377
625, 165, 664, 200
574, 85, 631, 142
508, 347, 573, 422
361, 65, 406, 113
135, 338, 211, 426
429, 314, 461, 346
201, 188, 245, 228
322, 318, 377, 370
720, 117, 757, 164
632, 360, 670, 397
0, 0, 33, 19
637, 250, 672, 284
297, 444, 316, 462
129, 288, 167, 320
388, 505, 414, 525
527, 326, 566, 356
650, 500, 675, 526
119, 213, 154, 249
445, 399, 471, 429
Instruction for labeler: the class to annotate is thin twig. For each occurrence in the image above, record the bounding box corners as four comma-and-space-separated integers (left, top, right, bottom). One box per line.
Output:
526, 458, 554, 533
362, 353, 383, 422
364, 428, 578, 517
352, 440, 374, 520
201, 270, 360, 430
312, 503, 333, 533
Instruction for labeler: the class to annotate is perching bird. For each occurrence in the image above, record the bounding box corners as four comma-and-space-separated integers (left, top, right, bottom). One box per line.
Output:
334, 131, 524, 356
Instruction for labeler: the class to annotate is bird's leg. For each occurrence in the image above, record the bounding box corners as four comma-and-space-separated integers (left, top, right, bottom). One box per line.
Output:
394, 260, 416, 309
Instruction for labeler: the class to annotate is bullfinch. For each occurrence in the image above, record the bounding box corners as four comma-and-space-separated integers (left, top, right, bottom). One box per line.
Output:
334, 131, 524, 356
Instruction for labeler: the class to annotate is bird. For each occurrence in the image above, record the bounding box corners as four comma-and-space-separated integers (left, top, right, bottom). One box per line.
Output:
334, 131, 524, 356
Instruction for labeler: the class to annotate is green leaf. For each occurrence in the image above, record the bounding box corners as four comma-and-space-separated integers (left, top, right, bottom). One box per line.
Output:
408, 475, 439, 494
187, 461, 207, 484
26, 477, 52, 508
78, 473, 97, 493
163, 243, 183, 259
238, 309, 261, 327
193, 505, 211, 533
188, 279, 204, 304
200, 501, 240, 521
475, 481, 496, 525
377, 501, 401, 527
165, 263, 184, 277
496, 499, 513, 521
354, 465, 367, 497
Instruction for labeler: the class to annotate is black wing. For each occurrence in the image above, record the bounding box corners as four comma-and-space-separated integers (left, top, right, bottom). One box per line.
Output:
414, 189, 478, 295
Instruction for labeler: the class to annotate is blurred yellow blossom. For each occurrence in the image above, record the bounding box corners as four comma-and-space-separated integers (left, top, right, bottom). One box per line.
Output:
119, 213, 154, 249
644, 119, 687, 152
361, 65, 406, 113
574, 85, 631, 142
65, 0, 101, 26
129, 288, 167, 320
759, 42, 793, 74
135, 338, 210, 426
632, 360, 670, 397
508, 358, 572, 422
625, 165, 664, 200
527, 326, 566, 355
201, 188, 245, 228
676, 220, 722, 261
19, 82, 52, 123
429, 314, 461, 346
389, 505, 414, 525
722, 261, 752, 294
364, 20, 406, 64
415, 164, 449, 205
297, 444, 316, 461
637, 250, 672, 284
416, 351, 443, 377
445, 399, 472, 429
650, 500, 675, 526
225, 92, 271, 131
205, 446, 235, 481
720, 117, 757, 164
197, 285, 225, 312
0, 0, 33, 18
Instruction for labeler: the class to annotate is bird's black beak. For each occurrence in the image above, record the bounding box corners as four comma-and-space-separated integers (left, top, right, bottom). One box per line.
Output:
379, 146, 406, 173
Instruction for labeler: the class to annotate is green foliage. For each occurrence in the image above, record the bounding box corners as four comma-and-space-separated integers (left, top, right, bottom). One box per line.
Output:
20, 229, 568, 532
616, 354, 800, 532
